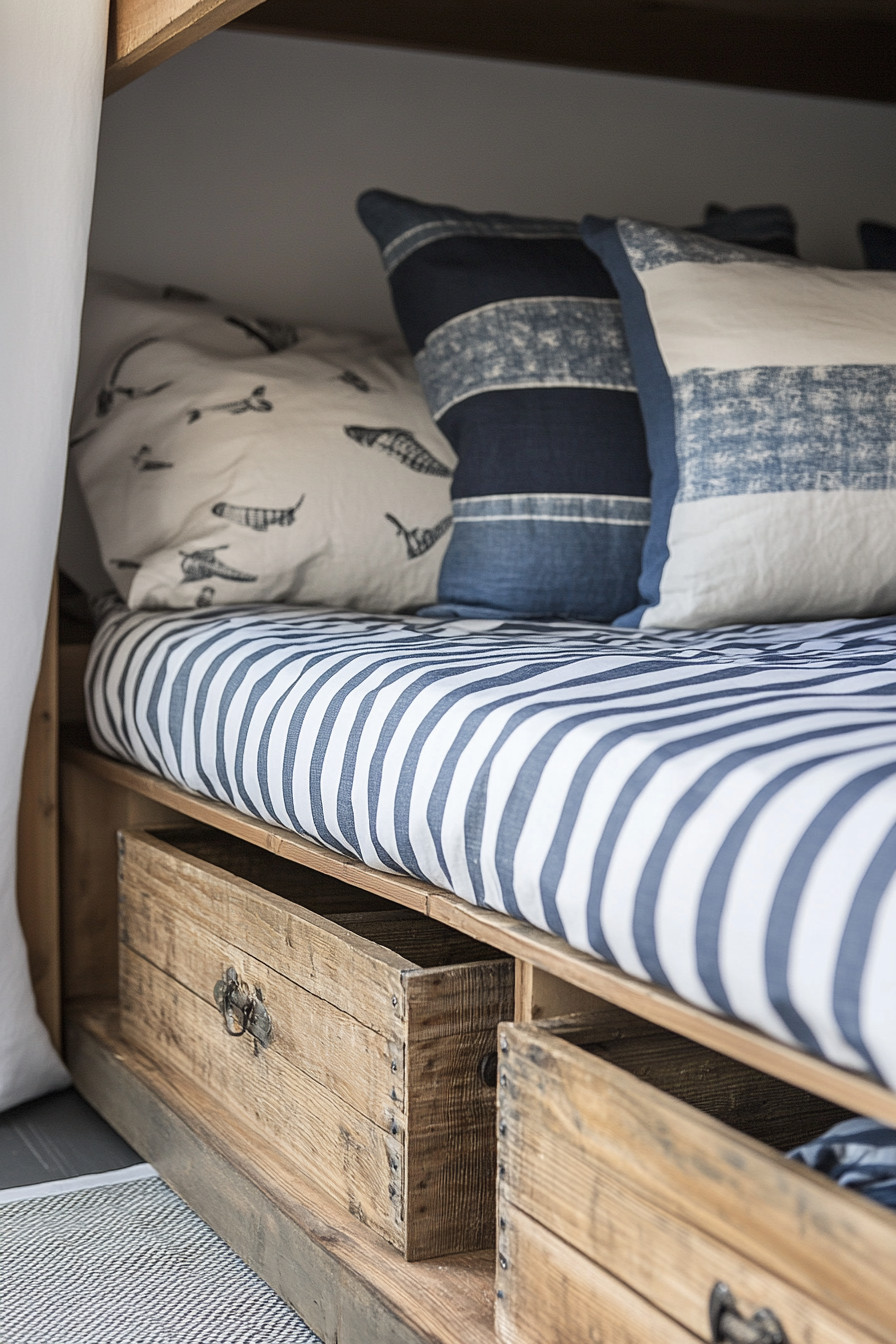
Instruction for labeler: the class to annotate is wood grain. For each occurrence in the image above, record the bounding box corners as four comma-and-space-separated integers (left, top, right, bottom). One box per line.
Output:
498, 1155, 880, 1344
67, 1002, 496, 1344
64, 741, 896, 1128
60, 761, 182, 1000
120, 944, 405, 1246
403, 963, 513, 1260
121, 879, 402, 1120
497, 1204, 700, 1344
498, 1021, 896, 1341
17, 580, 60, 1047
230, 0, 896, 103
120, 826, 511, 1258
106, 0, 266, 95
120, 828, 410, 1031
515, 961, 604, 1022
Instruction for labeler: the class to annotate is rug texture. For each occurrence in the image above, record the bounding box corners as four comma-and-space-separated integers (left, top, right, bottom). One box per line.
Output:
0, 1169, 322, 1343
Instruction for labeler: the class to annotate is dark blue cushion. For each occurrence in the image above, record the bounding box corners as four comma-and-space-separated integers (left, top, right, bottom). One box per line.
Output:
358, 190, 796, 622
859, 220, 896, 270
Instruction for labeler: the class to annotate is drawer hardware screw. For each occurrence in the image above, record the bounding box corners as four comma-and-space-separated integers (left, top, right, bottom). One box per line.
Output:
499, 1255, 508, 1270
391, 1060, 398, 1072
709, 1283, 788, 1344
392, 996, 399, 1007
499, 1120, 506, 1136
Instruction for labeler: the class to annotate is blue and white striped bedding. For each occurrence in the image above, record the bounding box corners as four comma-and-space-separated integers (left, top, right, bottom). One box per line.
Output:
87, 604, 896, 1089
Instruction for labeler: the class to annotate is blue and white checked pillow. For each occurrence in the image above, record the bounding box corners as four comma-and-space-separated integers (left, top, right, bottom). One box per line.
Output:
582, 217, 896, 629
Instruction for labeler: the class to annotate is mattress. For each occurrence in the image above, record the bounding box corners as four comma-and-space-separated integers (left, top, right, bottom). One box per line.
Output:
88, 603, 896, 1088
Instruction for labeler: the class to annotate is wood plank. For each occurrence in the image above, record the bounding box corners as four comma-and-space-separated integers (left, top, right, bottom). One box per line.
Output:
403, 963, 514, 1261
121, 882, 403, 1120
67, 1001, 496, 1344
498, 1021, 896, 1342
498, 1164, 880, 1344
63, 741, 896, 1127
105, 0, 267, 96
496, 1204, 699, 1344
120, 945, 405, 1247
230, 0, 896, 104
120, 828, 409, 1032
17, 580, 60, 1048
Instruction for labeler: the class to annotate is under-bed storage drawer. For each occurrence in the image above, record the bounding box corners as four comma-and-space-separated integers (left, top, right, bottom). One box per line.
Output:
496, 1012, 895, 1344
118, 825, 513, 1261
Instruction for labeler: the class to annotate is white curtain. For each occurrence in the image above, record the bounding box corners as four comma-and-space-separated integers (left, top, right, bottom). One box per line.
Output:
0, 0, 108, 1110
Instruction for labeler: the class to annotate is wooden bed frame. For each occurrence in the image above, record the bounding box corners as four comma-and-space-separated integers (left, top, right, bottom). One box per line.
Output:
18, 8, 896, 1340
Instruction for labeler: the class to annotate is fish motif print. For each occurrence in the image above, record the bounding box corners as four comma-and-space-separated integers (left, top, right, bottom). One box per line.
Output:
385, 513, 452, 559
179, 547, 257, 584
211, 496, 305, 531
187, 386, 272, 424
343, 426, 452, 477
336, 369, 372, 393
97, 338, 173, 417
225, 315, 299, 353
196, 586, 215, 607
131, 445, 173, 471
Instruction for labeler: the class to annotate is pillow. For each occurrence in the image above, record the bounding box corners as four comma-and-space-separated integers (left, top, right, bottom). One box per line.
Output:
859, 220, 896, 271
71, 273, 455, 613
357, 190, 798, 622
580, 216, 896, 628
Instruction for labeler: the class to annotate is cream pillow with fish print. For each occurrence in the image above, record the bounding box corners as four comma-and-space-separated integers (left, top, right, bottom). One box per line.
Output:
71, 272, 455, 613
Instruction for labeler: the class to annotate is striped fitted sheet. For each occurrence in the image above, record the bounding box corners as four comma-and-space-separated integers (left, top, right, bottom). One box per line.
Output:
87, 603, 896, 1089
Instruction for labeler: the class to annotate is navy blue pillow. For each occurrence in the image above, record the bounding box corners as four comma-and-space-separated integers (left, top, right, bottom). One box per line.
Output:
358, 190, 797, 622
859, 220, 896, 270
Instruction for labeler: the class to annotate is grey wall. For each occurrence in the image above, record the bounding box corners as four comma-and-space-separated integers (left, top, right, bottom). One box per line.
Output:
89, 30, 896, 334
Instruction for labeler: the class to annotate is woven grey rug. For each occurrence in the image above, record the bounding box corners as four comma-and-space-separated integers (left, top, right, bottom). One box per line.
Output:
0, 1167, 322, 1343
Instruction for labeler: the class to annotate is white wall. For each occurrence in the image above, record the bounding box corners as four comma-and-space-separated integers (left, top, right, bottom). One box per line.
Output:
88, 30, 896, 335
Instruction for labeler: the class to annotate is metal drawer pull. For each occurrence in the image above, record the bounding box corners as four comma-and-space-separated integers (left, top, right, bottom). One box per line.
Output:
710, 1283, 788, 1344
213, 967, 273, 1051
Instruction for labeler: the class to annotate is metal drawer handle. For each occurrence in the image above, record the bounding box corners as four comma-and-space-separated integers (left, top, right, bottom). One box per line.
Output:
710, 1284, 788, 1344
213, 967, 273, 1052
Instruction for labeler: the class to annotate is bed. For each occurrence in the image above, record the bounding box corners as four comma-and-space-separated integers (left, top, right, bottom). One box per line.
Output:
88, 600, 896, 1087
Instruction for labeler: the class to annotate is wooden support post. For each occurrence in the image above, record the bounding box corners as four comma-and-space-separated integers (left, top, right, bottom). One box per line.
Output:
514, 959, 602, 1023
61, 761, 184, 1003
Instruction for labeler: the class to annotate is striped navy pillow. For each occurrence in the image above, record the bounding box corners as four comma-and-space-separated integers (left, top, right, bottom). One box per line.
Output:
358, 191, 795, 622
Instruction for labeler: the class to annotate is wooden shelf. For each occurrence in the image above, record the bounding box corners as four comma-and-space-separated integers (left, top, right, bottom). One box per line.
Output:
67, 1001, 495, 1344
105, 0, 267, 95
105, 0, 896, 102
63, 737, 896, 1127
229, 0, 896, 103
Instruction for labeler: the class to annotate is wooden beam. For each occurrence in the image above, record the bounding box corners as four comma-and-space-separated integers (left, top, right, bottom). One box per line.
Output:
67, 1002, 496, 1344
229, 0, 896, 103
105, 0, 267, 96
17, 579, 60, 1050
62, 737, 896, 1126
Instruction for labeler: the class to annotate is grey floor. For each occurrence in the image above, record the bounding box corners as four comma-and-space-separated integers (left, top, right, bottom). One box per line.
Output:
0, 1087, 139, 1189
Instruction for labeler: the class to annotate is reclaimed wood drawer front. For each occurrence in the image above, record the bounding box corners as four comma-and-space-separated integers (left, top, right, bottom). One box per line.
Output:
118, 825, 513, 1260
497, 1014, 895, 1344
